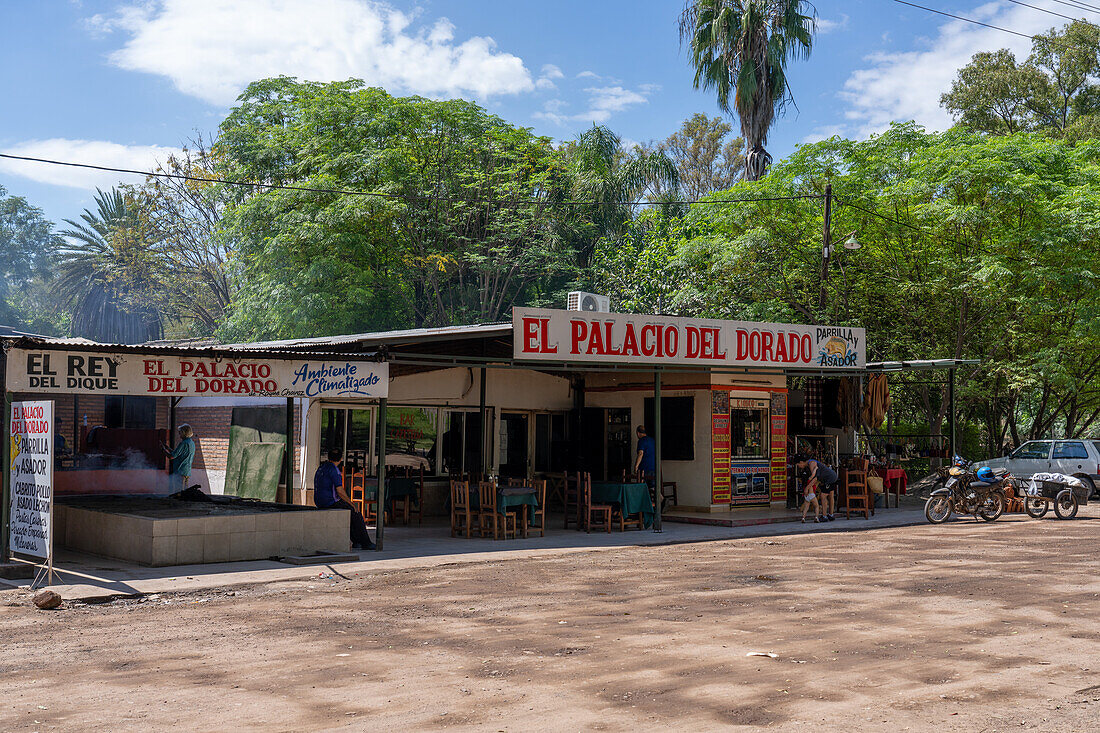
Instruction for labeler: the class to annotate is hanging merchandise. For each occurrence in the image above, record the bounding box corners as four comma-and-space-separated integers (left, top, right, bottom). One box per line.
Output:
861, 374, 891, 430
803, 377, 824, 430
836, 377, 861, 430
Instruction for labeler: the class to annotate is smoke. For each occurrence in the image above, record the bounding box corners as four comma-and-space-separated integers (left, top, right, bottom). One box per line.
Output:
120, 448, 156, 471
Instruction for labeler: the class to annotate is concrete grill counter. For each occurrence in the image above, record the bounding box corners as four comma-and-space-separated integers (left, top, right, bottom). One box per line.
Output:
55, 496, 349, 566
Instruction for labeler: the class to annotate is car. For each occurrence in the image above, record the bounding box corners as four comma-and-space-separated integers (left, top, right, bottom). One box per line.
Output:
975, 440, 1100, 498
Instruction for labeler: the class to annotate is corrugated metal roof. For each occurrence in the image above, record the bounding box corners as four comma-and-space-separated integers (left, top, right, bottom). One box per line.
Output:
866, 359, 981, 372
0, 335, 383, 361
218, 322, 513, 351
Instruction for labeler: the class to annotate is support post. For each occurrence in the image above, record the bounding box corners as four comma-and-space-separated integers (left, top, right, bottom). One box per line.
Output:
375, 398, 387, 551
819, 182, 832, 311
1, 347, 9, 561
479, 367, 488, 477
653, 368, 662, 532
73, 394, 79, 454
949, 368, 957, 459
285, 397, 294, 505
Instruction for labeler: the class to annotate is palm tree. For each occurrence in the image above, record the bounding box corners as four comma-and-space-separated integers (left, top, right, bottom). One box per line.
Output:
680, 0, 815, 181
563, 125, 679, 264
55, 188, 164, 344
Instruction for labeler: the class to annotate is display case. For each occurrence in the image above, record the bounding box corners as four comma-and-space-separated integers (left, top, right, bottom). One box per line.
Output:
730, 398, 770, 459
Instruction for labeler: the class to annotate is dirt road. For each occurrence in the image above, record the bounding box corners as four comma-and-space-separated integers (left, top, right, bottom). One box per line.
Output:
2, 512, 1098, 731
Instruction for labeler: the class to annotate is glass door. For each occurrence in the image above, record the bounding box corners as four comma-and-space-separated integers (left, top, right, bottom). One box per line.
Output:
499, 412, 529, 479
320, 406, 373, 473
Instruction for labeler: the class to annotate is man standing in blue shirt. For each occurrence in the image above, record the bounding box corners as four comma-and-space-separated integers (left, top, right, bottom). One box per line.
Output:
314, 448, 374, 550
634, 425, 657, 490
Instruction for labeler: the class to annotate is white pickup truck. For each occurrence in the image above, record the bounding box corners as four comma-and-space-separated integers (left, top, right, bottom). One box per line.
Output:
975, 440, 1100, 497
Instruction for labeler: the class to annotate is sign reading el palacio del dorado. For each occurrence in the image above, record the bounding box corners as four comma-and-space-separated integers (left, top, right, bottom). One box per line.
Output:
514, 307, 865, 370
6, 349, 389, 399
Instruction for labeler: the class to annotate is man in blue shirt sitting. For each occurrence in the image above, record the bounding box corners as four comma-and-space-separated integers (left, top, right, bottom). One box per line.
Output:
314, 448, 374, 550
634, 425, 657, 490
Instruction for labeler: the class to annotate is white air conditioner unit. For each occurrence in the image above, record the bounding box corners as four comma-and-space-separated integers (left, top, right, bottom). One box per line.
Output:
567, 291, 611, 313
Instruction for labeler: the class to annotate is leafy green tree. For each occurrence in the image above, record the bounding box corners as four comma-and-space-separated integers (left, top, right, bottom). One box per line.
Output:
127, 138, 235, 336
942, 21, 1100, 139
55, 188, 164, 344
595, 124, 1100, 452
0, 185, 62, 333
559, 125, 679, 267
658, 113, 745, 199
940, 50, 1032, 134
214, 78, 580, 339
679, 0, 815, 180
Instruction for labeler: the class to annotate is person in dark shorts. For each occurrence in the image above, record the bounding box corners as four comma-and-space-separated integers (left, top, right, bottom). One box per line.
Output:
796, 455, 839, 521
314, 448, 374, 550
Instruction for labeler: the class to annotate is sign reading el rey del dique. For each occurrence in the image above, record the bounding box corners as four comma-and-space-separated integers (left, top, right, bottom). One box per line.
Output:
514, 307, 865, 370
6, 349, 389, 399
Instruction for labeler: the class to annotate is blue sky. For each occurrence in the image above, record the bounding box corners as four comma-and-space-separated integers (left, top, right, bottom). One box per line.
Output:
0, 1, 1077, 226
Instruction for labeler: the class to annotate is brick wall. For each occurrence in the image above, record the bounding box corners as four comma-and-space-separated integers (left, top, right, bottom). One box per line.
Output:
175, 403, 302, 479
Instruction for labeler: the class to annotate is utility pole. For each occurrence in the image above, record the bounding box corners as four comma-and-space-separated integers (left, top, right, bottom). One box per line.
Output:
819, 182, 832, 311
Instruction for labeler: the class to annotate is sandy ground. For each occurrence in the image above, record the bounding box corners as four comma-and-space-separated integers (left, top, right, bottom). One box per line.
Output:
1, 510, 1098, 732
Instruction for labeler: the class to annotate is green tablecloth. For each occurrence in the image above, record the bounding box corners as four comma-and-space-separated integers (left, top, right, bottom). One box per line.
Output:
364, 477, 420, 507
496, 486, 539, 515
591, 482, 655, 528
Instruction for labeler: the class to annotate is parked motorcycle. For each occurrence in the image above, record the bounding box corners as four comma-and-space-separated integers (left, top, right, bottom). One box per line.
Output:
924, 463, 1006, 523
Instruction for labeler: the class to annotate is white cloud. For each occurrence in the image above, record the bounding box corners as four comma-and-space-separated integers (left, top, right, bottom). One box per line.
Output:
533, 84, 653, 126
800, 125, 846, 145
0, 139, 180, 190
576, 70, 601, 79
96, 0, 535, 106
840, 1, 1054, 137
541, 64, 564, 80
817, 14, 849, 34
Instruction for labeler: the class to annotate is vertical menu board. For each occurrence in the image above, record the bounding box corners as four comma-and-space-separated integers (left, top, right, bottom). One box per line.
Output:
9, 400, 53, 559
710, 390, 731, 504
769, 392, 788, 502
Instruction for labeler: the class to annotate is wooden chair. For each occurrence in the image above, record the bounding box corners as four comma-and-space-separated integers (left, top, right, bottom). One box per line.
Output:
450, 479, 478, 538
660, 480, 678, 511
478, 480, 516, 540
545, 472, 567, 510
845, 458, 873, 520
529, 479, 547, 537
399, 466, 424, 526
346, 465, 367, 517
582, 472, 613, 533
563, 471, 581, 529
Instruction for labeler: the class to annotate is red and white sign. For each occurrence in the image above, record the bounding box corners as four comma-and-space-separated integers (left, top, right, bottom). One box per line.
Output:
514, 308, 865, 370
6, 350, 389, 399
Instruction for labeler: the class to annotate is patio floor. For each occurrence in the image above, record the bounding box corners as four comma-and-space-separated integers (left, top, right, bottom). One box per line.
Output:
1, 508, 925, 602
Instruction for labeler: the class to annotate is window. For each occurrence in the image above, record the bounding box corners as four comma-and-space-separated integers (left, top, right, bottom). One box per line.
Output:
442, 411, 483, 476
731, 407, 769, 459
1053, 442, 1089, 460
104, 396, 156, 429
1013, 441, 1052, 460
319, 407, 372, 474
530, 412, 570, 474
643, 396, 695, 461
385, 407, 438, 474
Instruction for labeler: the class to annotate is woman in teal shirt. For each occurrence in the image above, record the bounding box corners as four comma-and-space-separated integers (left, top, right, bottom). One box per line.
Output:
163, 424, 196, 491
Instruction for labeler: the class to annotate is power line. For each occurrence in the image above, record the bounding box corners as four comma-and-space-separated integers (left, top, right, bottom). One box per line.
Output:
1003, 0, 1100, 24
836, 197, 924, 233
1049, 0, 1100, 16
0, 151, 822, 208
893, 0, 1039, 40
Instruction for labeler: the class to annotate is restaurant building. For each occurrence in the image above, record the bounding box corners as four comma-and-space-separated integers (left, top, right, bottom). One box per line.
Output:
2, 303, 892, 565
